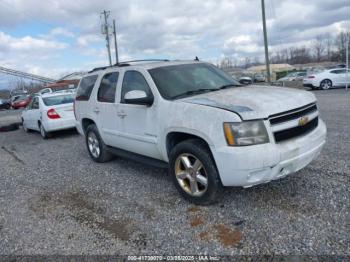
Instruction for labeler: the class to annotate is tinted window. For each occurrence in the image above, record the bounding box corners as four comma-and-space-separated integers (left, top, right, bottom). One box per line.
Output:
97, 72, 119, 103
43, 94, 75, 106
76, 75, 98, 101
32, 97, 39, 109
148, 63, 239, 100
121, 71, 152, 103
330, 69, 345, 74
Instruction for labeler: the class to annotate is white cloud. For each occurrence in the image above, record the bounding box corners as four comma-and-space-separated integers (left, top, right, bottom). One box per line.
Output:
0, 0, 348, 81
77, 34, 103, 47
44, 27, 75, 38
0, 31, 68, 51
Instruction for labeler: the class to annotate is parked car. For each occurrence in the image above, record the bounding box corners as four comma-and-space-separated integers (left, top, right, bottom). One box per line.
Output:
303, 68, 350, 90
278, 71, 307, 82
11, 95, 31, 109
253, 74, 266, 82
38, 88, 53, 95
75, 60, 326, 204
21, 91, 76, 138
239, 76, 253, 85
0, 98, 11, 110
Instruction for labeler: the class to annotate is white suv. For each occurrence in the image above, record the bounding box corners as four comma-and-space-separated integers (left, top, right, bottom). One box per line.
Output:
75, 60, 327, 204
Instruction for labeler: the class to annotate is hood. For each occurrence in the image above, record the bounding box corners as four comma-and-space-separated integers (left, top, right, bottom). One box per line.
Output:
181, 85, 316, 120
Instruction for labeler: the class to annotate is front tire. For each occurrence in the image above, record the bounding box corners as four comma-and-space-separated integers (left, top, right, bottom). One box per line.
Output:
169, 139, 223, 205
320, 79, 332, 90
85, 124, 113, 163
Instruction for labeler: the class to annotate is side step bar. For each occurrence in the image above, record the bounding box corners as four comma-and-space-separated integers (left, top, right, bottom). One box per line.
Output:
107, 146, 169, 169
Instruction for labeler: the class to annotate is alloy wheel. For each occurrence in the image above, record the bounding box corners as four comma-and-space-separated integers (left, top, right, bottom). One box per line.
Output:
174, 153, 208, 196
321, 80, 332, 90
87, 132, 100, 158
40, 125, 46, 137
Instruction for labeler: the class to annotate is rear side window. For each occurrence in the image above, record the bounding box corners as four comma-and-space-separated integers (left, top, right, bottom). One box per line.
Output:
76, 75, 98, 101
330, 69, 345, 74
32, 97, 39, 109
97, 72, 119, 103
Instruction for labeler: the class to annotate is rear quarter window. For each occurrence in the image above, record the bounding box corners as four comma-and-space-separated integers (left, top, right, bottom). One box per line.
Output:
76, 75, 98, 101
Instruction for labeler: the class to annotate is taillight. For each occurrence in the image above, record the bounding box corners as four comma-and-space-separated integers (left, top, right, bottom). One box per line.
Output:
308, 75, 315, 79
47, 108, 61, 119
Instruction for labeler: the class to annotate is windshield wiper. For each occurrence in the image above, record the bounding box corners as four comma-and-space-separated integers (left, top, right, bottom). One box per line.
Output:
217, 84, 242, 90
171, 88, 219, 99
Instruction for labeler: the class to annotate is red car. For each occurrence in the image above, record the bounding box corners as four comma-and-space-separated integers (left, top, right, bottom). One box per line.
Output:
11, 95, 32, 109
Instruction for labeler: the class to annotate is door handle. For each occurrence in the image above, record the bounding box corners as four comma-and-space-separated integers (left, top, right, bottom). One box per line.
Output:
93, 107, 100, 114
117, 111, 127, 118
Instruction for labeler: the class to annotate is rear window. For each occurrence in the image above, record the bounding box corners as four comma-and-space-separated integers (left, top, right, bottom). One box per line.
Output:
14, 95, 28, 101
76, 75, 98, 101
43, 94, 75, 106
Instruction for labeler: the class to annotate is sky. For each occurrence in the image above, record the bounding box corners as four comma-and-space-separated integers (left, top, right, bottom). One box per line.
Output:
0, 0, 349, 88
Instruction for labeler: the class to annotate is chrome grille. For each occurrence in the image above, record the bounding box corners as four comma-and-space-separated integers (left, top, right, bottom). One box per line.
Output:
269, 103, 319, 143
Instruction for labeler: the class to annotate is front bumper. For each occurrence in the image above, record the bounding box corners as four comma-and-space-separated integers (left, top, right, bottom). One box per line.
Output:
212, 119, 327, 187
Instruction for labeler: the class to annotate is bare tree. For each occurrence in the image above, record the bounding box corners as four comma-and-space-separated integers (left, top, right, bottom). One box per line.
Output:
325, 34, 333, 61
335, 31, 350, 62
220, 31, 349, 67
313, 35, 326, 62
244, 57, 251, 68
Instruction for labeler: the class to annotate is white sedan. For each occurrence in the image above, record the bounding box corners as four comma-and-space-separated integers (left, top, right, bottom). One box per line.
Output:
21, 91, 76, 138
303, 68, 350, 90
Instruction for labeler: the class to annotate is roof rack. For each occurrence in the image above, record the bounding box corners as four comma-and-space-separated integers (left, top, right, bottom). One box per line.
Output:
88, 59, 170, 73
118, 59, 169, 64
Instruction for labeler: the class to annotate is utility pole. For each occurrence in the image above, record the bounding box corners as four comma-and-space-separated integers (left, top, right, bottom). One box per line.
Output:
113, 19, 119, 64
101, 10, 112, 66
346, 36, 349, 91
261, 0, 271, 83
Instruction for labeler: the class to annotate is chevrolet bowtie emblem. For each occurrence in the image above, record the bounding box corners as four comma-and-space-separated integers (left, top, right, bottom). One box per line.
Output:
298, 116, 309, 126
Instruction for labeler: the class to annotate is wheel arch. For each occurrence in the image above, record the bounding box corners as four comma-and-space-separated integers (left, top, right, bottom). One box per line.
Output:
81, 118, 96, 134
165, 131, 215, 161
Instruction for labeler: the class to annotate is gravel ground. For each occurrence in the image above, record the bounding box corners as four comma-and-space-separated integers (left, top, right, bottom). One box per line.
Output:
0, 89, 349, 256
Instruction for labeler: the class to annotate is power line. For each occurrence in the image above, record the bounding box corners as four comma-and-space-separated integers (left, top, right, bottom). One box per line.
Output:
0, 66, 56, 83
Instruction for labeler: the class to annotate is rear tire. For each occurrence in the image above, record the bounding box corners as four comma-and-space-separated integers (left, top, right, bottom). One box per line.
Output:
85, 124, 113, 163
39, 123, 50, 139
22, 118, 29, 133
320, 79, 332, 90
169, 139, 223, 205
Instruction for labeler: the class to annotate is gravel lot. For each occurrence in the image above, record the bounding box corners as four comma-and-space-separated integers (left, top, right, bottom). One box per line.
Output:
0, 89, 349, 256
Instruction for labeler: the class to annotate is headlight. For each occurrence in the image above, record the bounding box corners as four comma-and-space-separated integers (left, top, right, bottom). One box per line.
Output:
223, 121, 269, 146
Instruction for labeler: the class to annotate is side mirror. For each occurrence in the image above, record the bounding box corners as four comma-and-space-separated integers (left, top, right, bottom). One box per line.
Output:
124, 90, 153, 106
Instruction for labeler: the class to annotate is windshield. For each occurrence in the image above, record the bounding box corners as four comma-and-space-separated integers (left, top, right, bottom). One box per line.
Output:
148, 63, 240, 100
43, 94, 74, 106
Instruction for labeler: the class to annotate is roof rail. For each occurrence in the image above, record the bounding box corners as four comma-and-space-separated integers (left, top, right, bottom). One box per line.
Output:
88, 59, 170, 73
117, 59, 169, 64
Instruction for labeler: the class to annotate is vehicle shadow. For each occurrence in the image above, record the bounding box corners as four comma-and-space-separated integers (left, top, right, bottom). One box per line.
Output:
49, 128, 80, 139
